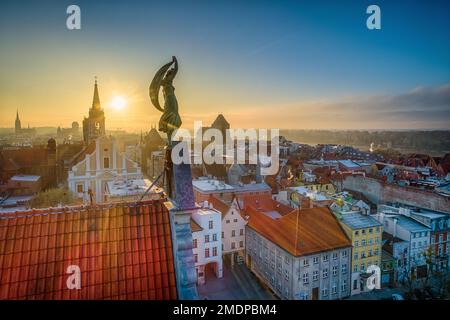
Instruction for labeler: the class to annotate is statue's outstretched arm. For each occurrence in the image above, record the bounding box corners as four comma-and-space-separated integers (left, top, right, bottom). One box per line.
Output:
172, 56, 178, 77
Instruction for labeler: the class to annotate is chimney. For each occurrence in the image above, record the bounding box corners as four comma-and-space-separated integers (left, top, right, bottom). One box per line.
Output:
393, 218, 398, 238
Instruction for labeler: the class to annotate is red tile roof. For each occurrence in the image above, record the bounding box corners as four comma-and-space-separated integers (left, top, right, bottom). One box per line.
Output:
1, 148, 49, 169
243, 206, 351, 257
207, 195, 231, 219
190, 219, 203, 232
0, 199, 177, 300
240, 194, 295, 217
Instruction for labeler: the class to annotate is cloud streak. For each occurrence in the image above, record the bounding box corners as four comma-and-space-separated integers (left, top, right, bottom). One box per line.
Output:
218, 84, 450, 130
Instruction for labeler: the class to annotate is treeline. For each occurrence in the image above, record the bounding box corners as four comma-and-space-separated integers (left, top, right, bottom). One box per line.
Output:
280, 130, 450, 155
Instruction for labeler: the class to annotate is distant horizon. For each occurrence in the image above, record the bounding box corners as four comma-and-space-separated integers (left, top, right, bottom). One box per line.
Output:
1, 125, 450, 133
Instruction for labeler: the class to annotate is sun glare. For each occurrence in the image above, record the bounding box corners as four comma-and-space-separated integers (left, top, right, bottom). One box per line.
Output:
110, 96, 127, 111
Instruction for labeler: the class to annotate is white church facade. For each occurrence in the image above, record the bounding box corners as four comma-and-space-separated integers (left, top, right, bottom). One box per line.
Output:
68, 136, 143, 203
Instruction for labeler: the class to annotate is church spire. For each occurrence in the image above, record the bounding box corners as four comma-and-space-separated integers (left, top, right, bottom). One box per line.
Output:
15, 108, 21, 133
92, 77, 101, 110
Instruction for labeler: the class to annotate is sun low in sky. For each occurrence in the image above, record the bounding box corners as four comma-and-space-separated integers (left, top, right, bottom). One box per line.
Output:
109, 96, 127, 112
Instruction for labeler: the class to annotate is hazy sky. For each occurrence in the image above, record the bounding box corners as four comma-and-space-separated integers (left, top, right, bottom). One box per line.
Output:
0, 0, 449, 131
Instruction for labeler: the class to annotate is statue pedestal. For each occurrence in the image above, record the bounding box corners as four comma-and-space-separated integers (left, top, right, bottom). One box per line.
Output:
164, 141, 196, 211
165, 141, 199, 299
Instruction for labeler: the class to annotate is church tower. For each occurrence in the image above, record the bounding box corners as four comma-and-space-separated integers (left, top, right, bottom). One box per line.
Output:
15, 109, 21, 134
82, 79, 106, 144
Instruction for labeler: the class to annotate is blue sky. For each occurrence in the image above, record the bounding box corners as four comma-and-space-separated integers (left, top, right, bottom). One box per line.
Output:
0, 0, 449, 130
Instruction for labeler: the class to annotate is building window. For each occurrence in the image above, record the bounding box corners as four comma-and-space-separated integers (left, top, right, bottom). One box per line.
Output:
353, 265, 358, 272
302, 272, 309, 284
342, 279, 347, 292
284, 269, 289, 281
303, 259, 309, 267
232, 230, 236, 237
368, 238, 373, 245
354, 252, 358, 260
323, 269, 328, 278
354, 240, 359, 247
239, 241, 243, 248
205, 235, 210, 243
234, 219, 238, 223
193, 239, 198, 248
332, 266, 338, 276
376, 227, 380, 233
361, 239, 366, 246
362, 229, 366, 235
103, 157, 110, 169
213, 234, 217, 241
342, 264, 347, 274
76, 184, 83, 193
213, 247, 218, 256
369, 228, 373, 234
312, 270, 318, 281
285, 256, 290, 265
360, 264, 365, 272
355, 231, 359, 236
342, 250, 348, 257
209, 221, 213, 229
313, 257, 319, 264
226, 220, 230, 224
323, 255, 328, 262
194, 254, 198, 263
332, 284, 337, 294
205, 248, 210, 258
221, 232, 224, 239
333, 253, 338, 260
231, 242, 235, 249
240, 229, 244, 236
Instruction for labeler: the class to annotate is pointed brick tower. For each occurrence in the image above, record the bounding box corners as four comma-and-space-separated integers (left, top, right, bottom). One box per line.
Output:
82, 78, 106, 144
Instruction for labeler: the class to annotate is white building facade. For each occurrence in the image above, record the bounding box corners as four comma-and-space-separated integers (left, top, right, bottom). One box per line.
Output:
376, 208, 431, 277
220, 198, 247, 265
191, 202, 224, 285
68, 136, 143, 203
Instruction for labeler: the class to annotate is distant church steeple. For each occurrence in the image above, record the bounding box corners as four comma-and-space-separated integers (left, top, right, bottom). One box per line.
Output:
92, 78, 101, 110
15, 109, 21, 134
82, 77, 106, 144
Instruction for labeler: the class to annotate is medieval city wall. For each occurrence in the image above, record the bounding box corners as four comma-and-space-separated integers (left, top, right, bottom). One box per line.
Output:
342, 176, 450, 213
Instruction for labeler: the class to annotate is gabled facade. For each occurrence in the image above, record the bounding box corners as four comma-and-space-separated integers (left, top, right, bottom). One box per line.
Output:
68, 136, 142, 203
191, 202, 223, 285
208, 196, 247, 265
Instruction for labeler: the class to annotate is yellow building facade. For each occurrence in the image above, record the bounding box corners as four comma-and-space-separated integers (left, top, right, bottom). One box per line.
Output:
339, 213, 383, 295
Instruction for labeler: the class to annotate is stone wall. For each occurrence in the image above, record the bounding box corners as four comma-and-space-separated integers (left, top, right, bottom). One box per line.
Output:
342, 176, 450, 213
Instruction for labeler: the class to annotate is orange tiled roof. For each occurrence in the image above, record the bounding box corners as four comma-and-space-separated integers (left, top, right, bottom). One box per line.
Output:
190, 219, 203, 232
240, 194, 295, 217
70, 141, 96, 166
207, 195, 231, 219
0, 199, 177, 300
243, 206, 351, 257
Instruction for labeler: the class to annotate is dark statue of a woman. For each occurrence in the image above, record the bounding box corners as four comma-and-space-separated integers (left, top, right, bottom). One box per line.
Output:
149, 56, 182, 142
